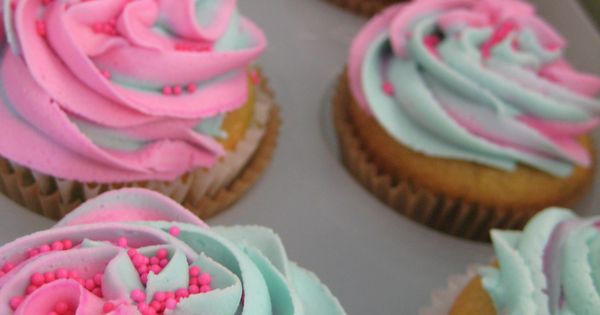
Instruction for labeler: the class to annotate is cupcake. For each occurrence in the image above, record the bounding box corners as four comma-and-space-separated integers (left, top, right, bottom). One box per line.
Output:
334, 0, 600, 241
424, 207, 597, 314
0, 0, 280, 220
0, 188, 347, 315
326, 0, 405, 17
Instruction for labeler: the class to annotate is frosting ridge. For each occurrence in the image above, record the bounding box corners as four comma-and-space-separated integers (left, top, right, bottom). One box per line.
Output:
348, 0, 600, 177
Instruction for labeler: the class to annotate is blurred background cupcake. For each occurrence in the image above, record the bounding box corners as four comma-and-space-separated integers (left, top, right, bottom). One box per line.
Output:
0, 0, 281, 220
325, 0, 406, 16
334, 0, 600, 241
423, 207, 597, 314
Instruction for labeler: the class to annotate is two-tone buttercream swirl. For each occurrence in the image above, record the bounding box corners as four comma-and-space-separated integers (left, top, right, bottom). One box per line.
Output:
480, 208, 600, 314
0, 188, 346, 315
348, 0, 600, 177
0, 0, 266, 182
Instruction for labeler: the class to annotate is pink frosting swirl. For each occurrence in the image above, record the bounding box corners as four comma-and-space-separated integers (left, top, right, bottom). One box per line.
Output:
0, 0, 266, 182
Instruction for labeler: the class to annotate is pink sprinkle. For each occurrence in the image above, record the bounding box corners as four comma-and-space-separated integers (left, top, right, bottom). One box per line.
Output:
188, 284, 200, 294
26, 285, 37, 295
36, 21, 46, 37
9, 296, 23, 310
44, 272, 56, 283
31, 272, 45, 286
199, 285, 211, 293
165, 298, 177, 310
133, 254, 147, 267
102, 70, 112, 80
62, 240, 73, 250
150, 300, 162, 311
149, 264, 161, 274
68, 270, 79, 279
54, 301, 70, 313
150, 257, 159, 265
154, 291, 166, 302
117, 236, 128, 248
189, 266, 200, 277
156, 249, 168, 260
40, 245, 51, 253
162, 86, 172, 96
159, 259, 169, 268
173, 86, 182, 95
130, 289, 146, 303
85, 279, 96, 290
28, 248, 39, 258
169, 226, 180, 237
382, 82, 394, 96
198, 273, 211, 286
102, 302, 115, 313
2, 262, 14, 272
186, 84, 197, 93
137, 264, 149, 274
175, 288, 189, 298
51, 241, 64, 251
42, 0, 52, 5
137, 303, 150, 312
423, 35, 441, 58
56, 269, 68, 279
93, 287, 103, 297
128, 249, 138, 257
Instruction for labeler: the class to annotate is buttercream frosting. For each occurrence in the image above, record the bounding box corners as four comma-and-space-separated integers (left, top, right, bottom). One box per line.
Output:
480, 208, 600, 314
348, 0, 600, 177
0, 188, 347, 315
0, 0, 266, 182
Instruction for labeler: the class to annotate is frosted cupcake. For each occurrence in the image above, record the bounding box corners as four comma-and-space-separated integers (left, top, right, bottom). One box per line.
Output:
0, 188, 346, 315
334, 0, 600, 241
0, 0, 280, 219
428, 208, 600, 314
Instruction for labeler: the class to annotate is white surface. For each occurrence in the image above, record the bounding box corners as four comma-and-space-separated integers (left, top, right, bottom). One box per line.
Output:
0, 0, 599, 314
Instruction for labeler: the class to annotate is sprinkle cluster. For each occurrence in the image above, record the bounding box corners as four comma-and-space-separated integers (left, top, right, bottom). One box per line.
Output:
9, 268, 104, 311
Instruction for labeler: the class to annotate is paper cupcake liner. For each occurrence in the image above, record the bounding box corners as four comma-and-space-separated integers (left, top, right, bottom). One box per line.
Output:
325, 0, 405, 16
332, 73, 548, 242
419, 264, 484, 315
0, 70, 281, 220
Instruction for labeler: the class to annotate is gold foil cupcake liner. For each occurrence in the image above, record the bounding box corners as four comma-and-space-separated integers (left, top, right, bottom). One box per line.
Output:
419, 264, 485, 315
332, 73, 542, 242
0, 70, 281, 220
325, 0, 404, 16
